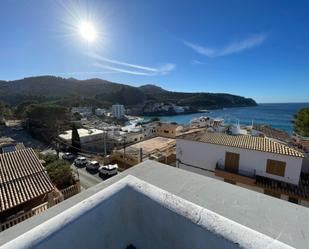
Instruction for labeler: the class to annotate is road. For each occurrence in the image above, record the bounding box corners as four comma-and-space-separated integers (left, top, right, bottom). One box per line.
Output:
71, 164, 102, 189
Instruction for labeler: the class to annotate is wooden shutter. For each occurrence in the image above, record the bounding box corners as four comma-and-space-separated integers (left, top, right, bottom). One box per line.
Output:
266, 159, 286, 177
224, 152, 240, 173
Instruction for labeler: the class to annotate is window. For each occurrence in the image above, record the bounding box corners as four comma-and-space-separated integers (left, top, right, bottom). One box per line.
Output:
164, 130, 169, 133
266, 159, 286, 177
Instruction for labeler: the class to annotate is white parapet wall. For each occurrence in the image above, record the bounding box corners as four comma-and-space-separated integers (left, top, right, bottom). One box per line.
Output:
2, 175, 293, 249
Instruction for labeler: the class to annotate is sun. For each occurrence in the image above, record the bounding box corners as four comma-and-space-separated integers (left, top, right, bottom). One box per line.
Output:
79, 21, 97, 42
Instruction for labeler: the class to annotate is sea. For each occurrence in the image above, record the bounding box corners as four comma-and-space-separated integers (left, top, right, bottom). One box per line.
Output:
143, 103, 309, 134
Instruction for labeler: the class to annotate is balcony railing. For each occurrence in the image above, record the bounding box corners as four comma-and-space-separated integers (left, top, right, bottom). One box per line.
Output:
215, 162, 256, 178
0, 202, 48, 232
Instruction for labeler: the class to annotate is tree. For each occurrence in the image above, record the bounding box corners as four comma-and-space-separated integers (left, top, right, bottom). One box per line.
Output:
24, 104, 68, 128
38, 152, 58, 165
71, 124, 81, 153
46, 160, 74, 189
293, 108, 309, 137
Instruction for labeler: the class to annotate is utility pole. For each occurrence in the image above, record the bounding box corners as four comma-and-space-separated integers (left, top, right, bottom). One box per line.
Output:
123, 135, 126, 158
139, 148, 143, 163
103, 131, 107, 157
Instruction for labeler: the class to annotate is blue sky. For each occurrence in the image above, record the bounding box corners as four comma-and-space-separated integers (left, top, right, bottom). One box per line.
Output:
1, 0, 309, 103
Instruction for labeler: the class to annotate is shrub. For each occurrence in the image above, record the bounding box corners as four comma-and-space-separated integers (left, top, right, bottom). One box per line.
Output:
46, 160, 74, 189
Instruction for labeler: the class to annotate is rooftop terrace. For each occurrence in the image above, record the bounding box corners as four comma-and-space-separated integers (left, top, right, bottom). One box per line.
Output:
1, 161, 308, 248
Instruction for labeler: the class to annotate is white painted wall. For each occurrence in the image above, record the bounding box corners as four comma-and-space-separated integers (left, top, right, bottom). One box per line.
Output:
176, 139, 303, 185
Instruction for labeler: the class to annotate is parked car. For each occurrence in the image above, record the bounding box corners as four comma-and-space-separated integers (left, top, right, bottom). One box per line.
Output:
62, 152, 76, 161
86, 161, 100, 173
74, 157, 88, 167
99, 164, 118, 177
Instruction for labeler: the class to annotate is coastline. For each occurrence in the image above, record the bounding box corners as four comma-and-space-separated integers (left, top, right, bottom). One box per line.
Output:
141, 103, 309, 134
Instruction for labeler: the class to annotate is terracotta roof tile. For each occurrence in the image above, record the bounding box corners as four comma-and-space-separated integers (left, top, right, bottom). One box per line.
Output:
180, 132, 304, 158
0, 148, 54, 212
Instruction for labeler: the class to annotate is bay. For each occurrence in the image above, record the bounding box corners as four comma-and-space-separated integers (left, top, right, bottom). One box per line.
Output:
143, 103, 309, 134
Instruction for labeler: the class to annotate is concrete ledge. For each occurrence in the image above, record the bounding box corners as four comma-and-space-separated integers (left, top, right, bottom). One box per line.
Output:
1, 175, 292, 249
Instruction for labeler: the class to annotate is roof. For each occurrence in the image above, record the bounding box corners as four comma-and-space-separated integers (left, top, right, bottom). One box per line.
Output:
59, 128, 104, 141
178, 132, 304, 158
0, 148, 54, 213
1, 143, 26, 153
116, 136, 175, 156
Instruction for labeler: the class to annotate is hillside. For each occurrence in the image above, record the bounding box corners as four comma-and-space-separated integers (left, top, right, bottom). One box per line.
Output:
0, 76, 257, 113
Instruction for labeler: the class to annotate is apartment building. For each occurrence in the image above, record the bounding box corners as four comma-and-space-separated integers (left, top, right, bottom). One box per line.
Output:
176, 131, 309, 206
112, 104, 125, 119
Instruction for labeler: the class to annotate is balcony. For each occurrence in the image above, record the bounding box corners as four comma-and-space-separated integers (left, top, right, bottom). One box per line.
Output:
215, 162, 256, 186
0, 161, 307, 249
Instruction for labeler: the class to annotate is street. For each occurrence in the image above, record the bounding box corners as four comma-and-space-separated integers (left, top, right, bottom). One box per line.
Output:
71, 164, 102, 189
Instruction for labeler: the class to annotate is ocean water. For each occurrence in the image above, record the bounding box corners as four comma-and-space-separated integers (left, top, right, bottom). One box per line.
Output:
144, 103, 309, 134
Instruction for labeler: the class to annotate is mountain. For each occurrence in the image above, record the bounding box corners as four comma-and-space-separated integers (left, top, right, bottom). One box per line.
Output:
138, 84, 166, 95
0, 76, 257, 111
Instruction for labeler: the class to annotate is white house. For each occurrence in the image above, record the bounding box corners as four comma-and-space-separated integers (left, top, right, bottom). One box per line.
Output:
71, 107, 92, 117
59, 128, 104, 144
95, 108, 106, 116
112, 104, 125, 119
177, 132, 304, 185
176, 132, 308, 206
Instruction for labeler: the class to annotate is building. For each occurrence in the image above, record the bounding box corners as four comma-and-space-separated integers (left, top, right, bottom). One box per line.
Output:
1, 161, 308, 248
155, 122, 183, 138
112, 104, 125, 119
94, 108, 106, 116
176, 132, 309, 206
0, 138, 26, 153
112, 136, 175, 167
0, 148, 55, 228
58, 128, 105, 152
71, 107, 92, 117
142, 122, 158, 138
4, 120, 23, 130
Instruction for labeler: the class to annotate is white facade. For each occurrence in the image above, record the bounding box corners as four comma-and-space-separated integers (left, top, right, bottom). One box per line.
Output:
95, 108, 106, 116
112, 104, 125, 119
71, 107, 92, 117
123, 132, 144, 143
176, 138, 303, 185
59, 128, 104, 144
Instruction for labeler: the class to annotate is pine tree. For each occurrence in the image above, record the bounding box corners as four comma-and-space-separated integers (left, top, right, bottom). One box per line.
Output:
293, 108, 309, 137
71, 124, 81, 153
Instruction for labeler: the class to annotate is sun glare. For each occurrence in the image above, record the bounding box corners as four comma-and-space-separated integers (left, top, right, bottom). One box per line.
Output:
79, 21, 97, 42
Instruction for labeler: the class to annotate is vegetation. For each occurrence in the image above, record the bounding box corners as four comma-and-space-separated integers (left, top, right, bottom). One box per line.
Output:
71, 124, 81, 153
293, 108, 309, 137
24, 104, 68, 128
46, 160, 74, 189
0, 76, 257, 111
0, 101, 13, 119
38, 152, 59, 165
